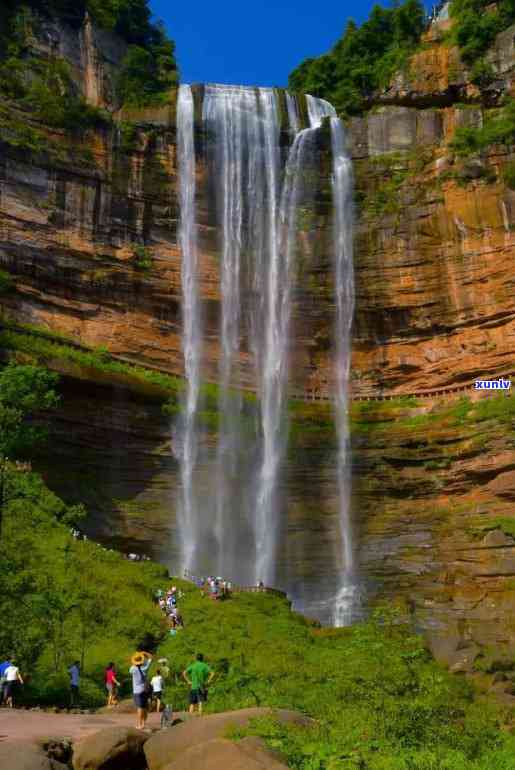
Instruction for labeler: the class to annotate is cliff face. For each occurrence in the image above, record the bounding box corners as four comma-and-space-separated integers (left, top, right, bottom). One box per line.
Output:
1, 13, 515, 680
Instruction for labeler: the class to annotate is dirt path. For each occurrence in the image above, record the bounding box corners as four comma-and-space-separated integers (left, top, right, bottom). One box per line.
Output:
0, 707, 189, 745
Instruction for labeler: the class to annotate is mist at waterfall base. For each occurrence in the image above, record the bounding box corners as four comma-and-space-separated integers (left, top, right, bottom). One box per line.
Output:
173, 84, 358, 626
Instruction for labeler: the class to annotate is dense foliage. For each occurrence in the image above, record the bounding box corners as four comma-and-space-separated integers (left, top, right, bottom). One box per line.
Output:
154, 586, 515, 770
451, 0, 515, 65
288, 0, 426, 116
0, 362, 167, 706
0, 1, 177, 115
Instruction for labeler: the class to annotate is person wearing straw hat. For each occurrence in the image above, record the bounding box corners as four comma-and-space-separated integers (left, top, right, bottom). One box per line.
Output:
129, 651, 153, 730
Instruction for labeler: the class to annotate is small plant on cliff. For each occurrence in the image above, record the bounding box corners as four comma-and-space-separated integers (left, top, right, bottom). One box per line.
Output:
0, 269, 14, 295
132, 244, 153, 272
502, 159, 515, 189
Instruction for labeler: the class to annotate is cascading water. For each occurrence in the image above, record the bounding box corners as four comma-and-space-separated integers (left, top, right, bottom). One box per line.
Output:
285, 92, 300, 134
330, 117, 357, 626
203, 86, 246, 574
306, 93, 358, 625
254, 89, 282, 585
175, 84, 202, 571
175, 84, 357, 623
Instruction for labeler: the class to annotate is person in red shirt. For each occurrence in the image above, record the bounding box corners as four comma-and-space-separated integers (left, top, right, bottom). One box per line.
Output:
105, 663, 120, 707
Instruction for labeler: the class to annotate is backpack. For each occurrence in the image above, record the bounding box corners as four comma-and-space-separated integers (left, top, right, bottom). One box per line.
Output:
137, 666, 152, 695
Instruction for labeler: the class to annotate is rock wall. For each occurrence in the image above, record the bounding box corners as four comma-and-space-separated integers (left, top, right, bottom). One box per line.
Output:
1, 14, 515, 670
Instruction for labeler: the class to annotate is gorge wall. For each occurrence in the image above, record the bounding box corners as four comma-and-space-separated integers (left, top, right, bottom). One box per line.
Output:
0, 11, 514, 681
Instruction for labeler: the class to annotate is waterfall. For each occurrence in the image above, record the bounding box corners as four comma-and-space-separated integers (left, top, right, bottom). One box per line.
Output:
174, 84, 357, 623
306, 95, 358, 625
203, 85, 247, 574
255, 89, 282, 585
175, 84, 202, 570
285, 93, 300, 134
330, 117, 357, 626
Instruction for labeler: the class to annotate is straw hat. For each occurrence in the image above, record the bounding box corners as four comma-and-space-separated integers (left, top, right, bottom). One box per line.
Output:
131, 652, 146, 666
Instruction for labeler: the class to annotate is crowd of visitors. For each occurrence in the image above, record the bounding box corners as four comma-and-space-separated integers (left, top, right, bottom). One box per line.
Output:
185, 571, 233, 600
155, 585, 185, 632
1, 578, 216, 728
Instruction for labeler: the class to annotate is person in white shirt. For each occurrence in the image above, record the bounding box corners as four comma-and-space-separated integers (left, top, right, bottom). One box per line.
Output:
150, 669, 164, 713
5, 660, 24, 708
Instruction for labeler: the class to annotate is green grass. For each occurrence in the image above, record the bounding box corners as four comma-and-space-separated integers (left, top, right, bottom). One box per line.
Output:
150, 586, 515, 770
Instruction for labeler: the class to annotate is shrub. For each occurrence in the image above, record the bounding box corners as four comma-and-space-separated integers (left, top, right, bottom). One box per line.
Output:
502, 159, 515, 189
0, 268, 14, 294
450, 0, 515, 65
132, 245, 153, 271
451, 99, 515, 156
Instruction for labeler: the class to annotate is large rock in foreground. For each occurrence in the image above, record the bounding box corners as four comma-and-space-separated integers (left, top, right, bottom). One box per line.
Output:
161, 737, 288, 770
144, 708, 311, 770
0, 742, 67, 770
72, 726, 148, 770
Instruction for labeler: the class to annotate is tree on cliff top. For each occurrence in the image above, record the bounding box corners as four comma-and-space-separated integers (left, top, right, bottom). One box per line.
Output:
288, 0, 426, 116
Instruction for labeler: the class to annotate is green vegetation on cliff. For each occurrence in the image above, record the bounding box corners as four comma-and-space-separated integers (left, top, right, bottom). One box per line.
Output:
451, 0, 515, 68
0, 1, 178, 116
288, 0, 425, 116
451, 98, 515, 156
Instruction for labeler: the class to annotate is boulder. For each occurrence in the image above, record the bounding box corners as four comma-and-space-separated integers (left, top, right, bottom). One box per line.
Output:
72, 726, 148, 770
144, 708, 312, 770
161, 738, 288, 770
0, 742, 62, 770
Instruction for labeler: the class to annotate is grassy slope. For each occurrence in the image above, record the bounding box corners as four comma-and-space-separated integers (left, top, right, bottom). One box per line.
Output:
151, 581, 515, 770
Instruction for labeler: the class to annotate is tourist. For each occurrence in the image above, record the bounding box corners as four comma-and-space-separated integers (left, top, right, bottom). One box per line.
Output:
158, 658, 170, 680
68, 660, 80, 708
182, 653, 214, 716
129, 651, 153, 730
151, 668, 164, 713
4, 659, 24, 708
0, 656, 12, 704
105, 663, 120, 707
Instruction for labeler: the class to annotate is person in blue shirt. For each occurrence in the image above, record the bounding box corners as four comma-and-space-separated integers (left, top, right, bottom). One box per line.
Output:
68, 661, 80, 708
0, 658, 12, 704
129, 651, 153, 730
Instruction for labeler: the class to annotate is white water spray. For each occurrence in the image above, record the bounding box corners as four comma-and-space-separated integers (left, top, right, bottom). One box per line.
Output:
175, 84, 202, 570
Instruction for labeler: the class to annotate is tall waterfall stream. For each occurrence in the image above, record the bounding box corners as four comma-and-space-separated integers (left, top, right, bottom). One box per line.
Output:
175, 83, 357, 625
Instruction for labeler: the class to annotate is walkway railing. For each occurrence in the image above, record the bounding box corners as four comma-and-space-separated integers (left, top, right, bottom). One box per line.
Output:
2, 321, 512, 406
182, 570, 287, 600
